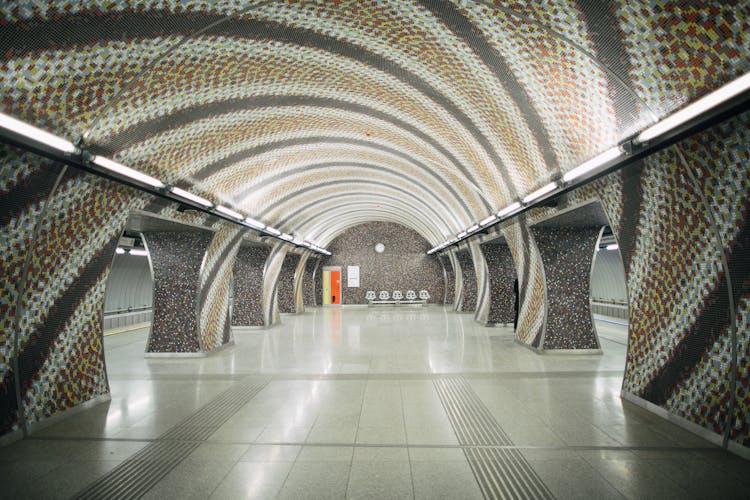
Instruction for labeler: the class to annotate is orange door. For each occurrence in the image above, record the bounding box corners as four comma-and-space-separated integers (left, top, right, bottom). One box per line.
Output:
331, 270, 341, 305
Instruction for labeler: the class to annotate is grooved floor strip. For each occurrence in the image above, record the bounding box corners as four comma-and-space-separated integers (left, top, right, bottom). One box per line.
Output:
434, 377, 554, 500
72, 378, 269, 500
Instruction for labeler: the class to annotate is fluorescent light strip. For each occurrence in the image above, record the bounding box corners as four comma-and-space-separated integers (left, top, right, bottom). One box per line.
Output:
265, 227, 281, 236
115, 247, 126, 255
0, 112, 79, 154
244, 216, 265, 230
466, 224, 480, 233
497, 201, 522, 218
92, 155, 165, 189
129, 249, 148, 256
480, 215, 498, 226
522, 182, 557, 204
457, 231, 467, 239
638, 71, 750, 143
170, 186, 212, 207
606, 244, 619, 251
214, 205, 243, 220
279, 233, 294, 241
562, 146, 621, 183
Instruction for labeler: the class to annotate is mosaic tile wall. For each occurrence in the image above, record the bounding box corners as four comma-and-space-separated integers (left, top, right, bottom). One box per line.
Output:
277, 253, 300, 314
479, 241, 517, 325
439, 254, 455, 305
531, 227, 601, 350
319, 222, 443, 304
293, 253, 310, 313
554, 111, 750, 449
141, 231, 212, 353
470, 239, 492, 324
455, 249, 477, 313
1, 145, 147, 436
231, 245, 270, 327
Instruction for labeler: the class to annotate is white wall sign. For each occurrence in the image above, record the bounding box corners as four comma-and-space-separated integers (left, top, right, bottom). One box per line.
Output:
347, 265, 360, 288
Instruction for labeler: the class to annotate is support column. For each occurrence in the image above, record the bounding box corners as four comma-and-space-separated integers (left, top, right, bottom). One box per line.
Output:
231, 245, 270, 327
303, 257, 320, 308
293, 253, 311, 313
480, 239, 517, 325
439, 254, 455, 305
262, 243, 289, 326
277, 253, 301, 314
531, 226, 602, 350
456, 249, 477, 312
141, 231, 212, 354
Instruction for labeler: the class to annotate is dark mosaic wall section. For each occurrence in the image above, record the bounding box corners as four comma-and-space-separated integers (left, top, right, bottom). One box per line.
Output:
439, 255, 455, 305
277, 253, 300, 313
231, 245, 269, 327
531, 227, 601, 349
319, 222, 443, 304
1, 145, 146, 437
456, 250, 477, 312
480, 242, 517, 324
142, 231, 212, 353
303, 257, 319, 308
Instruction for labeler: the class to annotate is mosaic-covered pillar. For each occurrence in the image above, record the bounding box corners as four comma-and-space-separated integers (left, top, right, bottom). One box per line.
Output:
277, 253, 301, 314
303, 257, 320, 308
502, 218, 547, 348
480, 240, 517, 325
470, 240, 491, 324
141, 231, 213, 354
293, 253, 311, 313
438, 254, 455, 305
531, 226, 602, 350
261, 243, 289, 326
197, 224, 246, 352
448, 250, 463, 311
1, 146, 147, 439
231, 245, 270, 327
455, 249, 477, 312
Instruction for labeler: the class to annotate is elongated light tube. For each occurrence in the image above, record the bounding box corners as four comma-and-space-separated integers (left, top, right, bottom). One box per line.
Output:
279, 233, 294, 241
480, 215, 498, 226
522, 182, 557, 204
265, 227, 281, 236
215, 205, 243, 220
563, 146, 621, 183
638, 72, 750, 143
0, 112, 79, 154
92, 155, 165, 188
606, 243, 619, 251
244, 216, 265, 230
170, 186, 212, 207
456, 231, 467, 239
115, 247, 126, 254
497, 201, 522, 218
129, 248, 148, 256
466, 224, 480, 233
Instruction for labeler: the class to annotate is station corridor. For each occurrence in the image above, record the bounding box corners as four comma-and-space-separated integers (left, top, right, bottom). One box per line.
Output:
2, 308, 747, 499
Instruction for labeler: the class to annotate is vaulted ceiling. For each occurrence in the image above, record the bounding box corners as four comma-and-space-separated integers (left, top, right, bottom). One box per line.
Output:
2, 1, 747, 245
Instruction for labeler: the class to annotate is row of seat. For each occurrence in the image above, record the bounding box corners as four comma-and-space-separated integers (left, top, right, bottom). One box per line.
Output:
366, 290, 430, 301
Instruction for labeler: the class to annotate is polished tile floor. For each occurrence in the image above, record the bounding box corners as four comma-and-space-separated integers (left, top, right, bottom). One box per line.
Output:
2, 307, 748, 499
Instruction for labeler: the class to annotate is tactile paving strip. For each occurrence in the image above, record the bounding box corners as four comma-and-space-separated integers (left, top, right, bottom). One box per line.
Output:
434, 377, 553, 500
73, 378, 268, 500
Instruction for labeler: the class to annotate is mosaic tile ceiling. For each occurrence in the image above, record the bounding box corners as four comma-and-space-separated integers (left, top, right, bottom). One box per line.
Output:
2, 0, 748, 245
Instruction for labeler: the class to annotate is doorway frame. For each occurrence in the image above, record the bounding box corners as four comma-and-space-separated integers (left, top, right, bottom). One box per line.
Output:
321, 265, 343, 306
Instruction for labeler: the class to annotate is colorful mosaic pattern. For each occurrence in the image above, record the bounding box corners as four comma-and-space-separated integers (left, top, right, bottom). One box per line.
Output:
261, 243, 288, 327
318, 222, 444, 305
439, 255, 456, 305
531, 227, 601, 350
231, 245, 270, 327
276, 253, 300, 314
302, 257, 320, 309
480, 241, 517, 325
456, 249, 477, 313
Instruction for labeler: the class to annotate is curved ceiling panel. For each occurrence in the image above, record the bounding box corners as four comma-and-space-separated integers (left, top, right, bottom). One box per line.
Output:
2, 0, 748, 246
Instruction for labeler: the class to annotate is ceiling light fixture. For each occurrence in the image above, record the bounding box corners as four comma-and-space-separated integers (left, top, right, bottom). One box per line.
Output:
457, 231, 467, 239
562, 146, 622, 183
244, 216, 265, 230
480, 215, 498, 226
606, 243, 619, 251
0, 112, 79, 154
170, 186, 212, 207
497, 201, 522, 218
466, 224, 480, 233
129, 248, 148, 256
638, 71, 750, 143
214, 205, 243, 220
92, 155, 165, 189
115, 247, 126, 255
522, 182, 557, 204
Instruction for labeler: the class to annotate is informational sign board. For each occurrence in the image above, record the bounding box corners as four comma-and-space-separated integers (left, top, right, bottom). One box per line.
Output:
347, 265, 360, 288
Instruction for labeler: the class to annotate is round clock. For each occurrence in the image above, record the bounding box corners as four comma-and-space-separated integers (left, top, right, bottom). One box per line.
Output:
375, 243, 385, 253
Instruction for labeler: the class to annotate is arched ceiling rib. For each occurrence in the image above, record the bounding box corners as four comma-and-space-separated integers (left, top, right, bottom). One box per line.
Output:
2, 1, 748, 246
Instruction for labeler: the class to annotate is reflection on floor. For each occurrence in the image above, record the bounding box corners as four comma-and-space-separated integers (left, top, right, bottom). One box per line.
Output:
2, 307, 748, 499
